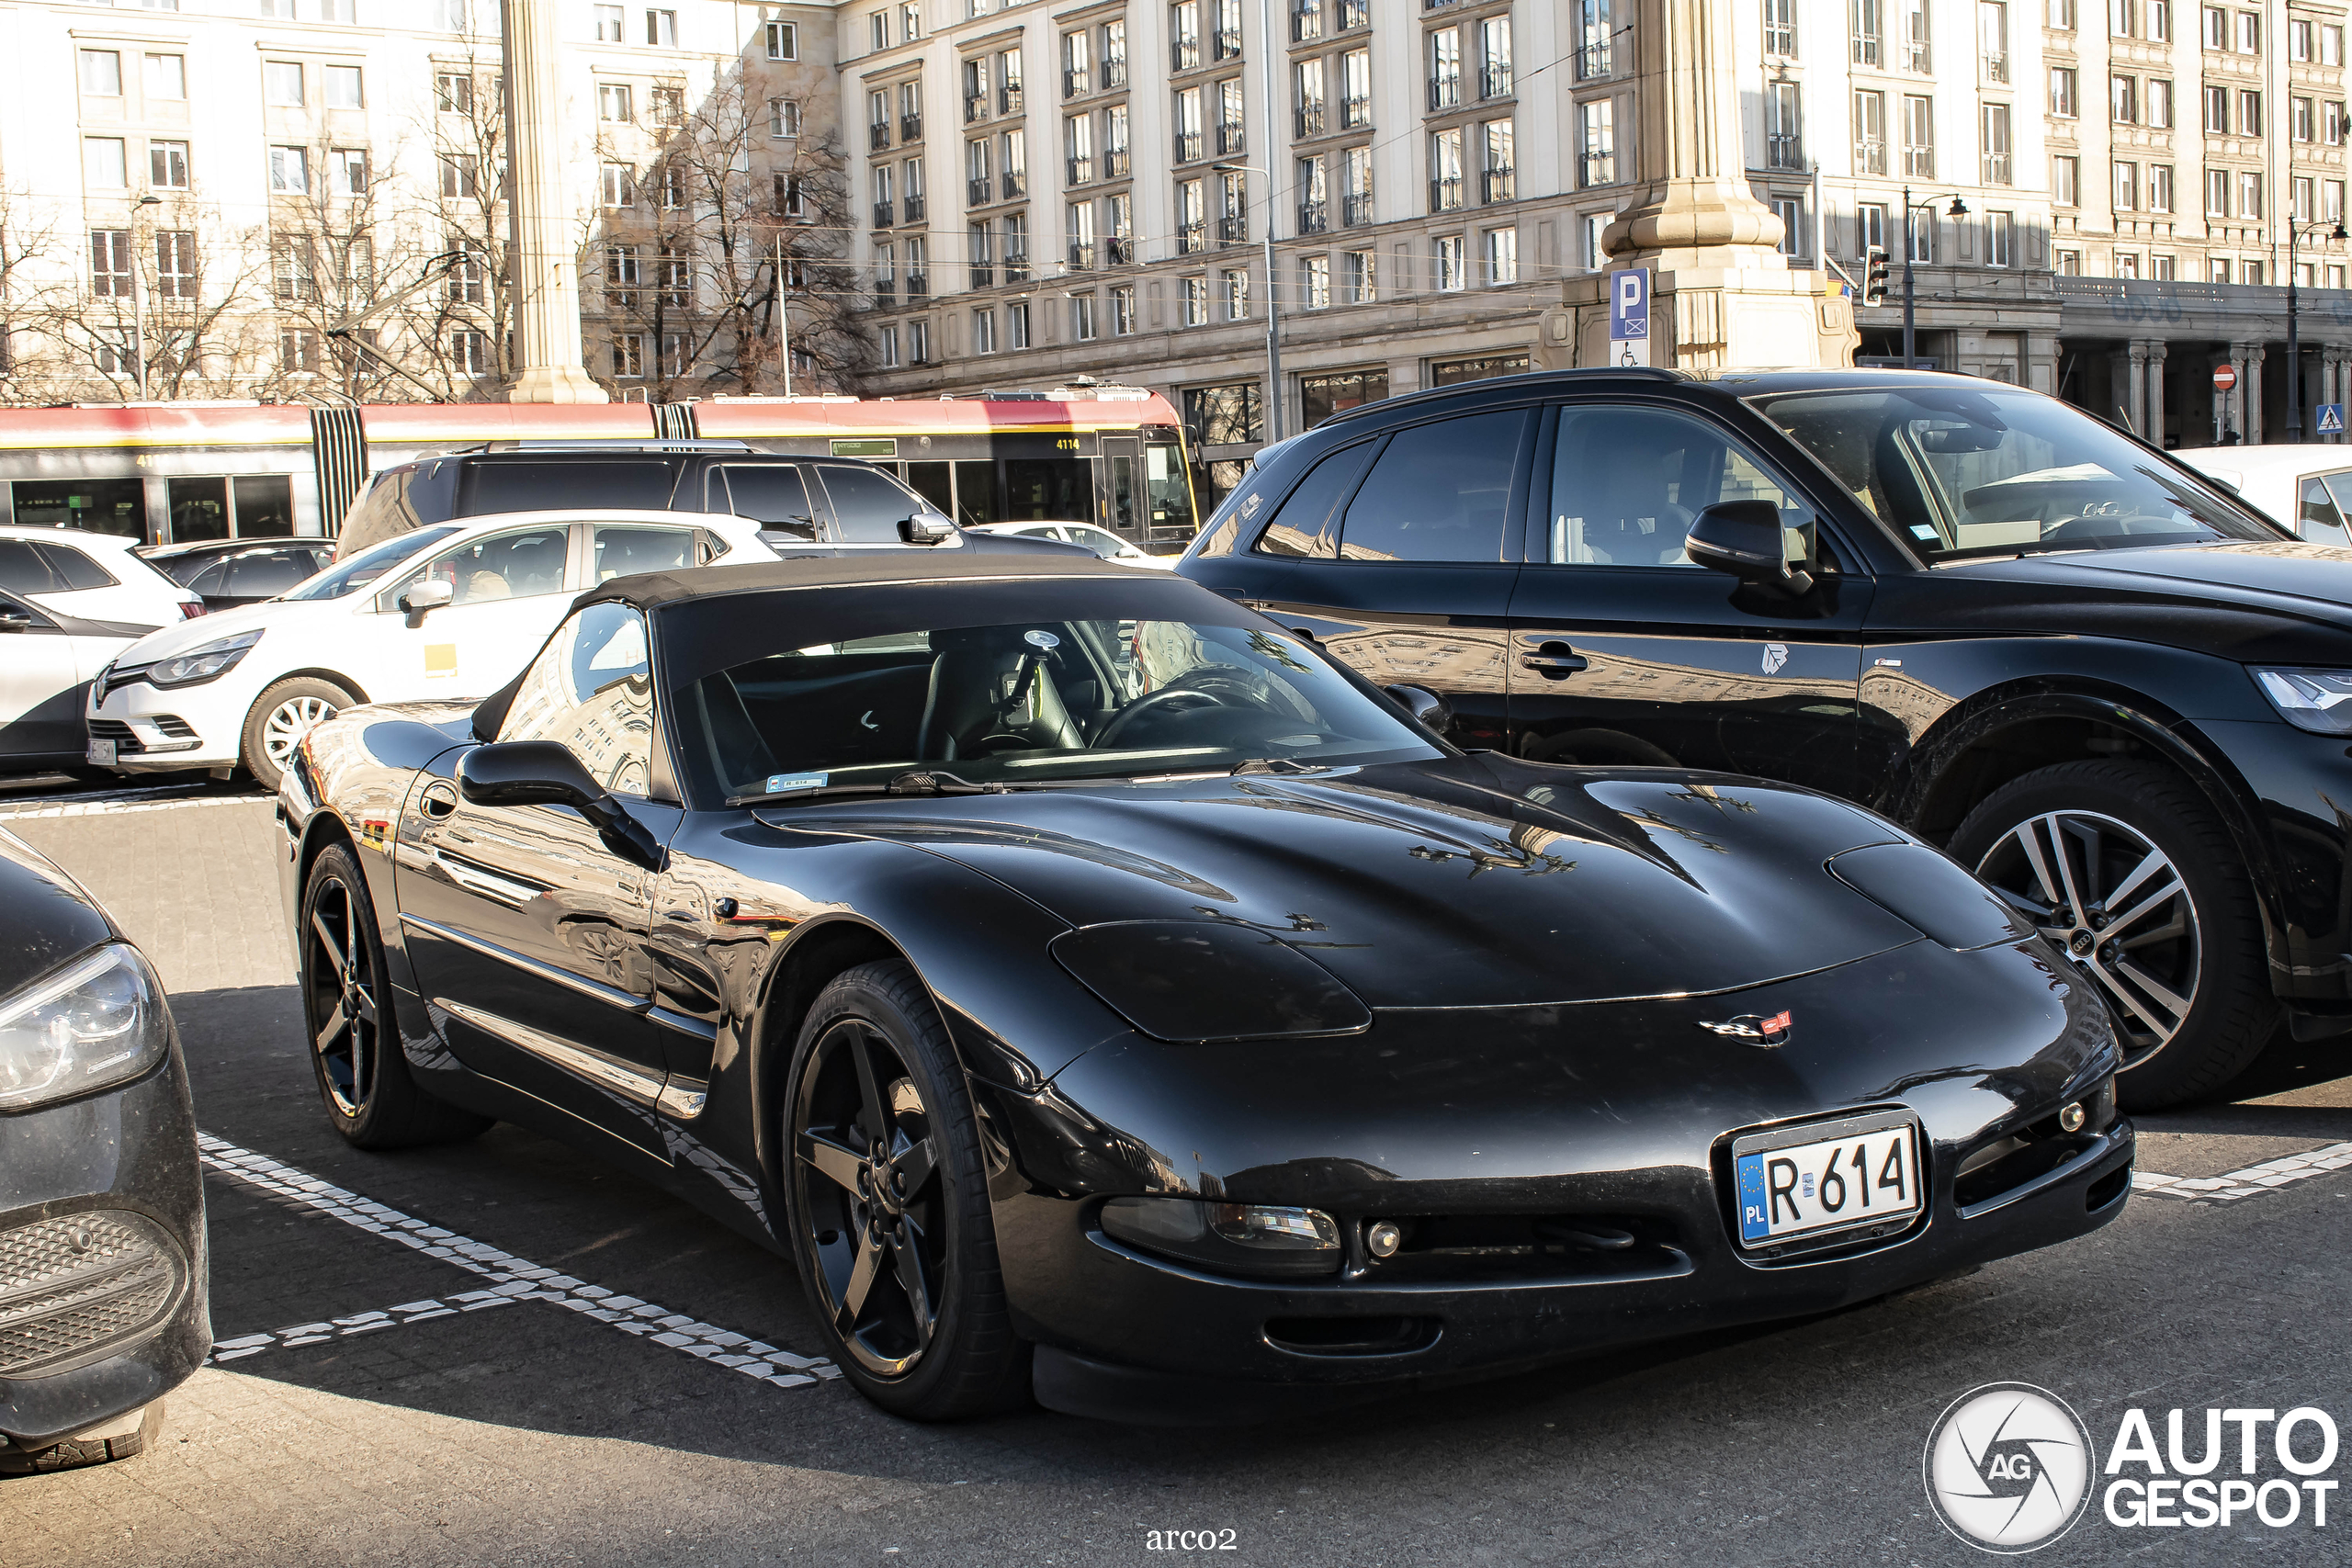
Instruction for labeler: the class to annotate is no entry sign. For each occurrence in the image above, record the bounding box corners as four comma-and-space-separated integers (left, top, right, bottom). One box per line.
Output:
2213, 364, 2239, 393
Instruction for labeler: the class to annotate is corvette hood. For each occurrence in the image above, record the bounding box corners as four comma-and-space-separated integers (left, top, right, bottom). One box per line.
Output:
780, 755, 1942, 1009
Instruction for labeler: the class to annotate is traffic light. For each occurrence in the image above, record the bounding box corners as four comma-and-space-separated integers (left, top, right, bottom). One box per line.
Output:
1863, 247, 1891, 306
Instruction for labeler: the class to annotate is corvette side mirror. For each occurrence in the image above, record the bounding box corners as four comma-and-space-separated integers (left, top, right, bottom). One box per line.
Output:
1385, 683, 1453, 735
1685, 500, 1816, 595
899, 511, 957, 545
458, 740, 664, 870
400, 579, 454, 616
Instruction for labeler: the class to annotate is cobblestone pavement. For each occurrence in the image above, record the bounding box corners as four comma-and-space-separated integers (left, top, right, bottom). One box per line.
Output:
3, 794, 2350, 1568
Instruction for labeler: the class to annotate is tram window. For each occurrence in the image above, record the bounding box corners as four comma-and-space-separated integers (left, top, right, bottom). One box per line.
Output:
811, 462, 920, 542
1145, 442, 1198, 536
952, 459, 1001, 525
232, 475, 295, 536
167, 477, 229, 542
461, 458, 681, 514
905, 461, 954, 518
711, 464, 817, 538
1108, 455, 1137, 532
11, 477, 145, 537
1005, 458, 1091, 522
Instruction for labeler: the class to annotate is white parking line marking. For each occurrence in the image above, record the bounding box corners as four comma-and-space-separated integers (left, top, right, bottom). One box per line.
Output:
0, 792, 263, 820
198, 1133, 841, 1387
2132, 1139, 2352, 1202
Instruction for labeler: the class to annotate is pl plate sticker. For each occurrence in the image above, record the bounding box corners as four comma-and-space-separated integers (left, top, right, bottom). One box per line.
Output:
764, 773, 830, 794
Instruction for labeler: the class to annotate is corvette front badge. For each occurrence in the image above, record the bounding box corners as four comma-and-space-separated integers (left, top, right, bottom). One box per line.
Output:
1699, 1010, 1792, 1046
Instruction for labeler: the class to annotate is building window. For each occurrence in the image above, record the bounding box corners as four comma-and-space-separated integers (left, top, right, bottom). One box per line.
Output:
910, 318, 930, 364
1430, 128, 1464, 211
281, 330, 322, 373
2329, 180, 2347, 223
645, 7, 675, 44
2239, 169, 2262, 218
79, 49, 122, 96
770, 97, 801, 138
89, 230, 132, 299
1182, 274, 1208, 324
1112, 285, 1136, 333
1480, 16, 1513, 96
2046, 0, 2074, 27
1981, 105, 2010, 184
2112, 73, 2137, 123
1766, 83, 1802, 169
1901, 94, 1934, 176
2148, 79, 2172, 128
612, 333, 645, 379
2116, 252, 2140, 279
871, 10, 889, 51
903, 3, 922, 41
1063, 29, 1091, 97
1854, 89, 1887, 174
150, 141, 190, 189
2113, 161, 2137, 210
1303, 254, 1331, 307
2052, 154, 2078, 206
273, 239, 316, 299
1174, 85, 1204, 162
602, 164, 637, 209
2204, 84, 2228, 132
81, 138, 126, 191
1980, 0, 2008, 80
600, 83, 635, 122
1005, 300, 1029, 349
441, 153, 480, 199
1483, 226, 1518, 283
2109, 0, 2135, 35
766, 18, 797, 60
1171, 0, 1202, 70
2050, 67, 2076, 118
1582, 0, 1617, 75
1344, 247, 1377, 301
973, 306, 997, 352
2239, 89, 2261, 135
1905, 203, 1935, 263
1856, 201, 1886, 255
595, 4, 625, 40
2150, 164, 2174, 211
1986, 209, 2013, 265
1298, 368, 1388, 426
2296, 175, 2315, 220
2327, 23, 2346, 63
329, 148, 368, 197
1429, 26, 1462, 110
1343, 145, 1374, 224
324, 65, 364, 109
879, 325, 900, 368
1902, 0, 1930, 69
1216, 76, 1247, 156
1773, 196, 1806, 256
1177, 177, 1206, 253
1222, 266, 1249, 319
1434, 233, 1466, 290
269, 145, 309, 194
1764, 0, 1797, 54
264, 61, 303, 106
1579, 99, 1616, 186
2236, 10, 2257, 51
1854, 0, 1884, 61
447, 330, 489, 376
2295, 96, 2315, 143
2202, 4, 2224, 46
436, 72, 474, 114
1341, 48, 1371, 127
1481, 118, 1517, 200
1071, 292, 1097, 340
2204, 166, 2228, 215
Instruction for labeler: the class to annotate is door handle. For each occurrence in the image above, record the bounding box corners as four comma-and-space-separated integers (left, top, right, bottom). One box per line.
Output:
420, 780, 458, 819
1519, 641, 1589, 678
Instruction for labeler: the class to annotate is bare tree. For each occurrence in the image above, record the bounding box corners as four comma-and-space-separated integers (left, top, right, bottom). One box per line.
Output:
397, 46, 511, 400
0, 183, 59, 401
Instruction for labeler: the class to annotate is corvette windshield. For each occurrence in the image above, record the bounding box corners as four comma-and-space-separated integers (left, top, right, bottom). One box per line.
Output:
1749, 387, 2284, 560
677, 615, 1435, 803
279, 526, 458, 601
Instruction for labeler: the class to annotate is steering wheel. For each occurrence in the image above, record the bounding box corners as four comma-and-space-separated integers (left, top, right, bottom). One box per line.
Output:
1091, 687, 1227, 748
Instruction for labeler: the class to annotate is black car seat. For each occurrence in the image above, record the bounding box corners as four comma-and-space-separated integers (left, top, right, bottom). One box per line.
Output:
1564, 416, 1695, 566
917, 627, 1086, 760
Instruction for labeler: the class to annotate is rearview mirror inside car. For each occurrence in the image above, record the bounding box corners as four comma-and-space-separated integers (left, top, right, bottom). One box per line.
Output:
457, 740, 664, 870
1685, 501, 1816, 595
400, 579, 454, 615
899, 512, 957, 545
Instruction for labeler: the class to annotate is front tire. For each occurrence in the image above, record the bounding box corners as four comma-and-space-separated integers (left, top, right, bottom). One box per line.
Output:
0, 1400, 164, 1475
243, 676, 356, 792
300, 842, 492, 1149
1949, 760, 2277, 1110
782, 961, 1028, 1420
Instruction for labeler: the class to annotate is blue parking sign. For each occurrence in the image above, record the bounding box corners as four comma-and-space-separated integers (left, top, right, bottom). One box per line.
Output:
1608, 267, 1653, 367
2320, 403, 2346, 435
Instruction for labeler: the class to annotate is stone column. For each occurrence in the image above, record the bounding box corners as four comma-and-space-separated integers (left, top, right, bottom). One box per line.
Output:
1568, 0, 1854, 369
2245, 343, 2267, 443
2109, 348, 2137, 434
2145, 340, 2168, 446
2127, 342, 2152, 437
503, 0, 607, 404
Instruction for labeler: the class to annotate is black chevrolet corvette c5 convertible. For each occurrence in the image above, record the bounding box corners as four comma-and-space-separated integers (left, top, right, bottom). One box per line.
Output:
275, 555, 2133, 1422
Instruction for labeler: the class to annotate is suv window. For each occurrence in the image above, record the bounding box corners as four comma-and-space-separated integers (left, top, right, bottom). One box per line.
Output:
0, 539, 60, 594
400, 527, 572, 606
460, 459, 681, 515
1544, 405, 1803, 568
1334, 412, 1525, 563
712, 465, 819, 538
812, 463, 918, 542
1254, 440, 1380, 558
223, 547, 323, 597
498, 602, 655, 796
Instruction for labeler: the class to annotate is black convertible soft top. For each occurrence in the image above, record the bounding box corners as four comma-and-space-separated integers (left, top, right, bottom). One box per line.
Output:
577, 552, 1150, 612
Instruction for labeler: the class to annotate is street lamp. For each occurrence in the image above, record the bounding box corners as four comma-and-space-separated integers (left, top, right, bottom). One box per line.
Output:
130, 194, 162, 400
1901, 186, 1970, 371
1212, 160, 1283, 445
2286, 217, 2348, 443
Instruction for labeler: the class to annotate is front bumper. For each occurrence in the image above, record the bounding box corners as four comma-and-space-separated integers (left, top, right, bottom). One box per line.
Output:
0, 1046, 211, 1449
85, 672, 242, 773
1018, 1118, 2132, 1421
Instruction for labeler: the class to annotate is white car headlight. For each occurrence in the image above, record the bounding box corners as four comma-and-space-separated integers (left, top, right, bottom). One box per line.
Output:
148, 629, 263, 688
2253, 667, 2352, 735
0, 943, 172, 1111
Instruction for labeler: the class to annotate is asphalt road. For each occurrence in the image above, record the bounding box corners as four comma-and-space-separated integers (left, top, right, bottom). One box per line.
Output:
3, 784, 2350, 1568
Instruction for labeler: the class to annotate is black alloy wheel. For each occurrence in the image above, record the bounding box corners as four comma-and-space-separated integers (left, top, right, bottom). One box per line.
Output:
1950, 760, 2278, 1110
300, 843, 493, 1149
785, 961, 1027, 1418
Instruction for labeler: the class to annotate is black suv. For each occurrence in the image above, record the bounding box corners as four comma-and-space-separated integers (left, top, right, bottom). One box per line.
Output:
335, 440, 1076, 561
1182, 367, 2352, 1108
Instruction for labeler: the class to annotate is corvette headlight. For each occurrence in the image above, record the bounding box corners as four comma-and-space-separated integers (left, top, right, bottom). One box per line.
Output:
2253, 667, 2352, 735
148, 629, 262, 688
0, 944, 172, 1111
1050, 920, 1370, 1043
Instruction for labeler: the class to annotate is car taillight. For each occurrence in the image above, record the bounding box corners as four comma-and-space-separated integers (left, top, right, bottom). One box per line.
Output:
179, 601, 206, 619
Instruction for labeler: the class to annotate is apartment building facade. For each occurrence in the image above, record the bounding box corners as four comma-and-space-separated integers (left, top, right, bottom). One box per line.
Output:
0, 0, 841, 405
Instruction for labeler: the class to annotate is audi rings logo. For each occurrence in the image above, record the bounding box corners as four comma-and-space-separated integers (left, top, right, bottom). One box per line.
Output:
1924, 1383, 2096, 1553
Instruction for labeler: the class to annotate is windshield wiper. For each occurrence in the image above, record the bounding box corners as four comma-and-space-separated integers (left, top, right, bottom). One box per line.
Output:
729, 769, 1010, 807
1229, 757, 1331, 776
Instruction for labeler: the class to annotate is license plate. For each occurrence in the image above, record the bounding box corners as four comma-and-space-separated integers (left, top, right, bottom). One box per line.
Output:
86, 738, 117, 766
1733, 1114, 1922, 1247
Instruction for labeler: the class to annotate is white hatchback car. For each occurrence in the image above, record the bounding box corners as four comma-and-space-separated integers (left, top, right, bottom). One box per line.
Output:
87, 510, 774, 788
0, 525, 205, 629
966, 521, 1172, 566
2170, 446, 2352, 545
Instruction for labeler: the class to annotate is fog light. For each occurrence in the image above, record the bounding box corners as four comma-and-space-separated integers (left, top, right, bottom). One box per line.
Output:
1365, 1220, 1402, 1258
1100, 1196, 1342, 1279
2059, 1101, 2086, 1132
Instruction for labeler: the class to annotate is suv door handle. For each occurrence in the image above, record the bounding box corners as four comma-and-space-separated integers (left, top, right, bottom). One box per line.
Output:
1520, 641, 1589, 678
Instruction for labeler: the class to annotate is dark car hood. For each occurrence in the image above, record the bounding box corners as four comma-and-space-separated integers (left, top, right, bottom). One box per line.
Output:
0, 827, 118, 992
1946, 541, 2352, 626
776, 756, 1933, 1009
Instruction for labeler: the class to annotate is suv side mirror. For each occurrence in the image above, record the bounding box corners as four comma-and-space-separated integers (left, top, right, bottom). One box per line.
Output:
400, 579, 454, 615
458, 740, 664, 870
1684, 500, 1816, 595
899, 511, 957, 545
1385, 683, 1453, 735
